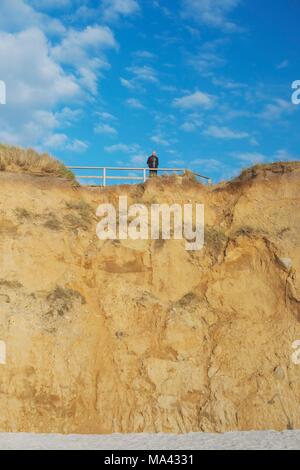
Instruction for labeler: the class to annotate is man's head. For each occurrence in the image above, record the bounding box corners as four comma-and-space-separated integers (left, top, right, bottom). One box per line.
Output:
152, 151, 157, 157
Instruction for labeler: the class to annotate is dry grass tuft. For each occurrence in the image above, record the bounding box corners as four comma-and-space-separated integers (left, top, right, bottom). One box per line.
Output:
0, 143, 75, 180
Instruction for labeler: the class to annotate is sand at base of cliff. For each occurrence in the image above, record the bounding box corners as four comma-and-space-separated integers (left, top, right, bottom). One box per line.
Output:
0, 431, 299, 450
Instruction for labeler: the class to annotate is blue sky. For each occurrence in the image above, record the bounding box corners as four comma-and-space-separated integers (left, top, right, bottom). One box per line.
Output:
0, 0, 299, 182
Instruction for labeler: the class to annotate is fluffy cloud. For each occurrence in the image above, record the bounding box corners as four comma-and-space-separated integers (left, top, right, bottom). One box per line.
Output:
0, 28, 81, 147
97, 111, 117, 121
151, 134, 170, 147
52, 26, 117, 67
51, 25, 118, 94
105, 143, 141, 153
204, 125, 249, 139
130, 154, 146, 164
121, 65, 159, 92
120, 78, 136, 91
127, 65, 158, 83
0, 28, 81, 146
260, 98, 294, 121
28, 0, 72, 10
173, 91, 214, 109
182, 0, 241, 31
0, 0, 65, 34
232, 152, 266, 164
101, 0, 140, 23
274, 149, 300, 161
190, 158, 225, 171
0, 28, 79, 108
180, 113, 202, 132
94, 123, 118, 135
126, 98, 145, 109
45, 133, 88, 152
0, 1, 118, 151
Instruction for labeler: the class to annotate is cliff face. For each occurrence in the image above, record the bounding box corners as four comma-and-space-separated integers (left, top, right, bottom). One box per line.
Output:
0, 163, 300, 434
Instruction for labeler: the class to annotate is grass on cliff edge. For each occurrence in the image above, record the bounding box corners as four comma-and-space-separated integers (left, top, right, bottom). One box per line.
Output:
0, 144, 75, 181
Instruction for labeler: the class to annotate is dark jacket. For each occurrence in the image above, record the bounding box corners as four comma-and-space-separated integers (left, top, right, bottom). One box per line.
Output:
147, 155, 159, 168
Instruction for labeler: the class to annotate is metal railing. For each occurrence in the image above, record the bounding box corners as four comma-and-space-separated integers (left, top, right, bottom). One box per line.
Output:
67, 166, 212, 186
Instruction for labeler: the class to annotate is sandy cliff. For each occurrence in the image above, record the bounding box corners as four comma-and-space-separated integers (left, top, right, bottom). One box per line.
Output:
0, 162, 300, 434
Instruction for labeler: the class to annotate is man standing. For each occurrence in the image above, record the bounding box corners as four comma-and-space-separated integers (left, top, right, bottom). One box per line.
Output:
147, 151, 159, 177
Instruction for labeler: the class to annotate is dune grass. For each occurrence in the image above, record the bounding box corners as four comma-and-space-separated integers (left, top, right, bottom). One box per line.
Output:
0, 144, 75, 180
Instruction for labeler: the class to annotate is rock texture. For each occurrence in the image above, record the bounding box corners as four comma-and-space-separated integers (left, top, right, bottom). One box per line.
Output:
0, 163, 300, 434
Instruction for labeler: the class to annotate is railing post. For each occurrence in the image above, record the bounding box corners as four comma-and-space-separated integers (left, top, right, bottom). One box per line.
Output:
143, 169, 147, 182
103, 167, 106, 187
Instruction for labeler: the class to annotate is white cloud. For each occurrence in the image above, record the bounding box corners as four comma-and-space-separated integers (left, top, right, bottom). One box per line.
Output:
276, 60, 289, 70
121, 65, 159, 92
181, 122, 197, 132
204, 125, 249, 139
126, 98, 145, 109
232, 152, 266, 164
130, 154, 145, 164
0, 0, 65, 35
105, 143, 140, 153
44, 133, 68, 148
52, 26, 117, 65
51, 25, 118, 94
94, 123, 118, 135
28, 0, 72, 10
249, 137, 259, 146
120, 77, 136, 89
182, 0, 241, 31
101, 0, 140, 22
168, 159, 185, 166
211, 77, 247, 90
274, 149, 299, 161
0, 0, 118, 150
151, 134, 170, 147
0, 27, 82, 147
160, 84, 177, 93
45, 133, 88, 152
133, 50, 156, 59
127, 65, 158, 83
260, 98, 294, 121
190, 158, 224, 171
97, 111, 117, 121
181, 114, 202, 132
55, 107, 82, 125
0, 28, 79, 108
188, 51, 226, 74
232, 149, 299, 166
66, 139, 88, 152
173, 91, 214, 109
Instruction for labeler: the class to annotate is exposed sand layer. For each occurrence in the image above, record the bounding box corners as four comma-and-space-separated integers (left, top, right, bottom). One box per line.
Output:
0, 162, 300, 434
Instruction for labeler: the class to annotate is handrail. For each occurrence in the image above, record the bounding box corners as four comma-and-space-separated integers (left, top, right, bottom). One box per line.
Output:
67, 166, 212, 186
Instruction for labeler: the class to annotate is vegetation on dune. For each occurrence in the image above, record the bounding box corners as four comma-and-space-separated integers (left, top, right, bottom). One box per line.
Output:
0, 143, 75, 180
